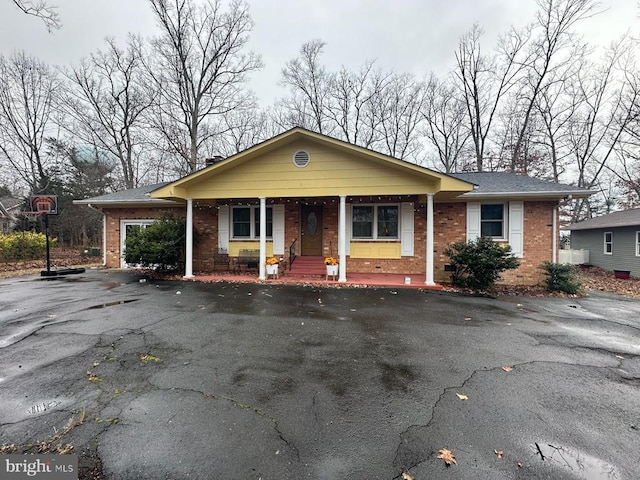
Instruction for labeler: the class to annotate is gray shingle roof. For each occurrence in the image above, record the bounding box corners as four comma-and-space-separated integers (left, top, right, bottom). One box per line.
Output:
75, 172, 592, 206
567, 208, 640, 230
74, 182, 179, 206
450, 172, 592, 198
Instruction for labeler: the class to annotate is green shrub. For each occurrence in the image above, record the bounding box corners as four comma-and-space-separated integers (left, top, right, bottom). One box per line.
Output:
0, 231, 55, 261
445, 237, 520, 291
124, 215, 185, 272
540, 261, 582, 294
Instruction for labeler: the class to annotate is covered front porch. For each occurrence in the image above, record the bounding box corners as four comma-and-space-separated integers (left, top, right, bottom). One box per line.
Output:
149, 128, 475, 286
183, 193, 439, 286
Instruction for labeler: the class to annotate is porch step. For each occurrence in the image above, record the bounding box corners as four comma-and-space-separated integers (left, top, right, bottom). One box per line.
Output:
287, 256, 326, 276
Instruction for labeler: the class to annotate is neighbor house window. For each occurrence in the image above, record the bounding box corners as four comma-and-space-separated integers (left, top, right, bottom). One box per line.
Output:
636, 231, 640, 256
352, 205, 398, 239
604, 231, 613, 255
232, 206, 272, 238
481, 204, 506, 239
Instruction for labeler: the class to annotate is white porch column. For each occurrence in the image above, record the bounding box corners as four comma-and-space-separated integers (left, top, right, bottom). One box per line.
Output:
259, 197, 267, 280
425, 193, 435, 286
338, 195, 347, 282
184, 198, 194, 278
552, 204, 558, 263
102, 213, 107, 267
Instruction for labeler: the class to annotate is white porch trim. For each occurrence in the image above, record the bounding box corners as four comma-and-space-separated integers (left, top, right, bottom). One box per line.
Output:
184, 198, 194, 278
338, 195, 347, 282
259, 197, 267, 280
425, 193, 435, 286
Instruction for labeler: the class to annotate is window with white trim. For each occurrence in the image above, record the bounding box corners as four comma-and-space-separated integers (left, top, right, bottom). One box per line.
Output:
604, 231, 613, 255
481, 203, 506, 239
352, 205, 399, 239
232, 206, 272, 238
636, 231, 640, 256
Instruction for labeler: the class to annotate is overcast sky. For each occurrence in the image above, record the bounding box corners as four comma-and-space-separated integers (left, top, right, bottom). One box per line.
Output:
0, 0, 637, 107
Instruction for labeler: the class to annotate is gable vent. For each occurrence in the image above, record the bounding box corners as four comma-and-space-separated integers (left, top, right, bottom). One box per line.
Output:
293, 150, 310, 167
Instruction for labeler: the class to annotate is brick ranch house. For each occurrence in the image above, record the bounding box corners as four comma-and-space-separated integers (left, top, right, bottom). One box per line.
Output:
75, 128, 591, 286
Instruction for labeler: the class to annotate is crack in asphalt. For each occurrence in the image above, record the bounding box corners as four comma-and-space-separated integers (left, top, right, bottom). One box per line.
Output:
390, 354, 638, 479
158, 385, 302, 462
391, 365, 491, 478
311, 391, 321, 426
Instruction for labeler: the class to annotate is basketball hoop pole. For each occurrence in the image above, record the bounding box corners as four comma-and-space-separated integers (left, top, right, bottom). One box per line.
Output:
44, 213, 51, 275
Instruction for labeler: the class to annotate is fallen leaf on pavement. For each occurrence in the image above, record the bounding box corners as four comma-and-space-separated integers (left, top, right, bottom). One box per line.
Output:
501, 366, 513, 372
494, 449, 503, 459
401, 472, 414, 480
517, 462, 523, 468
437, 448, 457, 466
455, 393, 468, 400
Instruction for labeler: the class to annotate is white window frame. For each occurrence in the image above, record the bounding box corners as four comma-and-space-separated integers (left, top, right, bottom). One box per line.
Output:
480, 203, 508, 241
604, 231, 613, 255
635, 231, 640, 257
231, 206, 273, 239
120, 219, 155, 268
351, 204, 400, 240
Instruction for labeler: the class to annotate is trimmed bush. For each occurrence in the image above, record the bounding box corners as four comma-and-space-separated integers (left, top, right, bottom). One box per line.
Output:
540, 261, 582, 294
0, 232, 55, 262
445, 237, 520, 291
124, 215, 185, 272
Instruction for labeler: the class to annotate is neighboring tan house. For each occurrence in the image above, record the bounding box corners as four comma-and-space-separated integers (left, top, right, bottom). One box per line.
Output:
567, 208, 640, 277
0, 197, 22, 234
75, 128, 591, 285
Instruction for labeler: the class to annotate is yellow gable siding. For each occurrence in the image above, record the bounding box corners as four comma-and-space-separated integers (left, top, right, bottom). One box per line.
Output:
182, 140, 440, 199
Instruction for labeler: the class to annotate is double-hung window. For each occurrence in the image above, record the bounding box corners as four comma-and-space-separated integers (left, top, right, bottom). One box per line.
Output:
480, 204, 506, 239
352, 205, 399, 239
232, 206, 272, 238
636, 231, 640, 257
604, 231, 613, 255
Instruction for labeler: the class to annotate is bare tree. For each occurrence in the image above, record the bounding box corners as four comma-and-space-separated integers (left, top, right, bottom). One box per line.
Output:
11, 0, 60, 31
568, 38, 640, 220
60, 36, 154, 189
533, 56, 583, 181
280, 39, 332, 135
325, 61, 389, 148
204, 107, 272, 158
146, 0, 262, 174
422, 74, 469, 172
509, 0, 598, 170
455, 24, 528, 171
373, 72, 427, 160
0, 51, 60, 192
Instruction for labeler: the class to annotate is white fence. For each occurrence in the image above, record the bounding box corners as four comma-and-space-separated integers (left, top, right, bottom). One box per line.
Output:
559, 249, 589, 265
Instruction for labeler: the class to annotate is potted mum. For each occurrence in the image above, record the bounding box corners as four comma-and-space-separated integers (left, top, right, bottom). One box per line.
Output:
265, 257, 279, 277
325, 256, 338, 279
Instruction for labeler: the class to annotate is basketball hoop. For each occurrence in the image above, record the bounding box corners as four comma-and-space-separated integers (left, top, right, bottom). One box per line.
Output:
30, 195, 58, 215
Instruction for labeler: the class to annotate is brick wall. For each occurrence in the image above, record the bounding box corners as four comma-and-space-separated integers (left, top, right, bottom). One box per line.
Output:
103, 206, 183, 268
102, 199, 557, 285
431, 201, 557, 285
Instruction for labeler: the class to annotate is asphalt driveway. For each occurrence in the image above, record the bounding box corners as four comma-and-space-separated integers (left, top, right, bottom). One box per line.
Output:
1, 269, 639, 479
